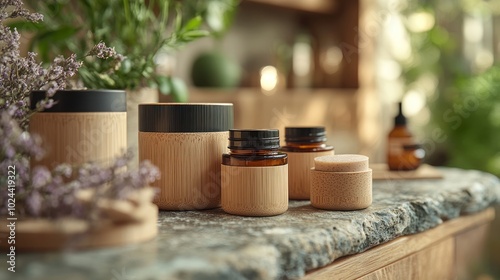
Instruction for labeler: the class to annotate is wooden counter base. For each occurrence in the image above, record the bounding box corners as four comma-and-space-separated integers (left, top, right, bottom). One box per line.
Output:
304, 208, 495, 279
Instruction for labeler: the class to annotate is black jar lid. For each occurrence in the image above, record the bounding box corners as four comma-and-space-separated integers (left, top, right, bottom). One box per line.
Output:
228, 129, 280, 150
139, 103, 233, 132
30, 90, 126, 112
285, 126, 327, 143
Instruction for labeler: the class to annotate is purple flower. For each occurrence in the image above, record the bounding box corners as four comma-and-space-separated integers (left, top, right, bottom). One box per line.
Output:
25, 190, 42, 216
31, 166, 52, 189
1, 1, 157, 222
87, 41, 118, 59
54, 164, 72, 178
0, 3, 83, 128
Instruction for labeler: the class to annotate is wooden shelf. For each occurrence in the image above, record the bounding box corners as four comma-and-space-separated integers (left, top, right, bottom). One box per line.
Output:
184, 87, 358, 96
244, 0, 338, 14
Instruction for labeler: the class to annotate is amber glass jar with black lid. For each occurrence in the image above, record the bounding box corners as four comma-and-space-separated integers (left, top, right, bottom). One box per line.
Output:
281, 127, 333, 152
280, 126, 334, 200
221, 129, 288, 217
222, 129, 287, 166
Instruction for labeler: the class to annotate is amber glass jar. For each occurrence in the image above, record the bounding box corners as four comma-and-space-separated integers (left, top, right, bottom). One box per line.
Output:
387, 102, 421, 171
221, 129, 288, 216
280, 127, 334, 200
222, 129, 287, 166
281, 127, 334, 152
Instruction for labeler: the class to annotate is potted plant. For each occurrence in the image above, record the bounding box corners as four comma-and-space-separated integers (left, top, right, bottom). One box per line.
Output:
14, 0, 239, 161
0, 0, 160, 251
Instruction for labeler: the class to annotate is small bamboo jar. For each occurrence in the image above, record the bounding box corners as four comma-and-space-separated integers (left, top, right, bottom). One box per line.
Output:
280, 127, 334, 200
138, 103, 233, 210
221, 129, 288, 217
29, 90, 127, 169
310, 154, 372, 210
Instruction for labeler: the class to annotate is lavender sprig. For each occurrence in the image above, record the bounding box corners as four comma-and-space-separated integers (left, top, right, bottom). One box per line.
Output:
0, 111, 44, 209
0, 114, 160, 219
87, 41, 118, 60
0, 0, 43, 22
0, 2, 121, 128
86, 41, 125, 73
0, 0, 160, 222
23, 153, 160, 220
0, 0, 82, 128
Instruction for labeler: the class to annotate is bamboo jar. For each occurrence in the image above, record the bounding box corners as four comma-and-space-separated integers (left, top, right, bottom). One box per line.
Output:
221, 165, 288, 216
138, 103, 233, 210
221, 129, 288, 217
29, 90, 127, 169
310, 154, 372, 210
280, 127, 334, 200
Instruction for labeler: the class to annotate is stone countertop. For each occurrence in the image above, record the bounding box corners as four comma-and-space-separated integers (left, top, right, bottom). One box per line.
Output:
3, 168, 500, 280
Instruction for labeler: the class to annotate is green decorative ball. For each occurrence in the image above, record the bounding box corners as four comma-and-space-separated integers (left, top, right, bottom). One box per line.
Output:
191, 52, 241, 88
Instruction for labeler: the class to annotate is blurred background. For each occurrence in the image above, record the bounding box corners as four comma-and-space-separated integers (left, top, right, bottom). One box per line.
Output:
164, 0, 500, 279
18, 0, 500, 278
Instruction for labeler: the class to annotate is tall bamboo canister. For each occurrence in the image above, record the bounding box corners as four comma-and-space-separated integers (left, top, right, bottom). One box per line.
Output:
138, 103, 234, 210
29, 90, 127, 169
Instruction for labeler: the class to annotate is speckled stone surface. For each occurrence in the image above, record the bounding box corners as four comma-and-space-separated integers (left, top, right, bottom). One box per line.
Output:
2, 168, 500, 280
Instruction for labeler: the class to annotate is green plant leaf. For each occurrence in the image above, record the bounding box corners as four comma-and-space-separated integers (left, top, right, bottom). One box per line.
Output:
180, 30, 210, 42
182, 16, 203, 32
120, 59, 132, 74
156, 76, 171, 95
175, 4, 183, 33
30, 26, 80, 57
20, 0, 240, 92
169, 76, 189, 102
7, 21, 42, 32
206, 0, 238, 36
39, 26, 79, 41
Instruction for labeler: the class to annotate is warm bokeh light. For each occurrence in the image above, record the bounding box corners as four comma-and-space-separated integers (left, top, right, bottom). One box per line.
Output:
293, 41, 312, 77
403, 90, 425, 117
475, 50, 494, 70
464, 16, 484, 43
385, 14, 412, 61
407, 11, 435, 33
321, 46, 343, 74
378, 59, 402, 80
260, 65, 279, 93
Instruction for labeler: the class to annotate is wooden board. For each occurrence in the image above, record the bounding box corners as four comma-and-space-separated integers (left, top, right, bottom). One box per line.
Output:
358, 237, 454, 280
455, 223, 491, 280
0, 204, 158, 252
370, 163, 443, 180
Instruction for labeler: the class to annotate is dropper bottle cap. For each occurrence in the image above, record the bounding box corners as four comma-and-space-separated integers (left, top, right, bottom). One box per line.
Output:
395, 102, 406, 126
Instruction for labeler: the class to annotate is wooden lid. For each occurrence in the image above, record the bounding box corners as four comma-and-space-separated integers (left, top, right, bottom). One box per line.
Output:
314, 154, 369, 172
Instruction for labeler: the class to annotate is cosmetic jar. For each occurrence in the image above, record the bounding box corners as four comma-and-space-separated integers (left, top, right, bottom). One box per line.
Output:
29, 90, 127, 168
139, 103, 233, 210
280, 127, 334, 199
221, 129, 288, 216
310, 154, 372, 210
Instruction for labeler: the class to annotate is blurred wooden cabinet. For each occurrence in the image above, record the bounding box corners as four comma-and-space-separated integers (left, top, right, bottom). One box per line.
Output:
240, 0, 361, 89
181, 0, 380, 158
